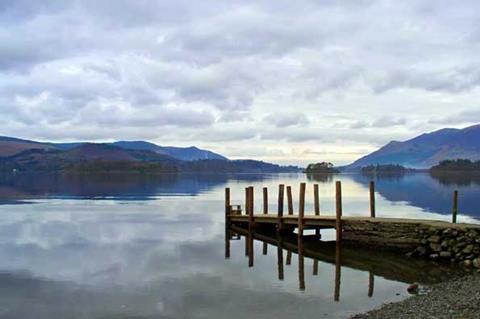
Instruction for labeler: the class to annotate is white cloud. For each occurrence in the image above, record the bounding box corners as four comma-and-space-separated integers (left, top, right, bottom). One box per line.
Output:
1, 0, 480, 165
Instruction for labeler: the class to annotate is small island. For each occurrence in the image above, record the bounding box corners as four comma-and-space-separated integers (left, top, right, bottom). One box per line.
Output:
430, 159, 480, 172
303, 162, 339, 174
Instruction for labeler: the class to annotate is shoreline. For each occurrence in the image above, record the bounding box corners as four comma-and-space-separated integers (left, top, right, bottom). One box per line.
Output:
351, 273, 480, 319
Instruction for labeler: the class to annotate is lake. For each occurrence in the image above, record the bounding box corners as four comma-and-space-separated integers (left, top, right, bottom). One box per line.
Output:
0, 172, 478, 319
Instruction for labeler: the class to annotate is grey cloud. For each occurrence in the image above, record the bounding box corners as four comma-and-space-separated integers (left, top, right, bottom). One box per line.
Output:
1, 0, 480, 164
264, 112, 310, 128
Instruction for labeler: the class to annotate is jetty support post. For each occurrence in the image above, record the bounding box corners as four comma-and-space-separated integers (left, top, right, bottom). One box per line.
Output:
247, 187, 254, 267
298, 183, 306, 240
298, 182, 306, 291
263, 187, 268, 214
335, 181, 343, 243
452, 190, 458, 223
277, 184, 285, 233
248, 186, 254, 232
314, 183, 320, 237
225, 187, 231, 259
287, 186, 294, 215
369, 181, 376, 218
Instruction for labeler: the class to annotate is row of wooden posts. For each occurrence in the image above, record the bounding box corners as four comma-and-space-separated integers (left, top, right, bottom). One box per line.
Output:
225, 181, 461, 233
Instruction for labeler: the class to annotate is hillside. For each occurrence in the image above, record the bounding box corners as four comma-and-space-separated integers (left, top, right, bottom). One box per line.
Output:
0, 137, 299, 173
0, 136, 227, 161
348, 124, 480, 169
112, 141, 227, 161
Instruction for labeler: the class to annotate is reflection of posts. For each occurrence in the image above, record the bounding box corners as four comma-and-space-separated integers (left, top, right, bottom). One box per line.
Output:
248, 233, 254, 267
277, 235, 284, 281
298, 235, 305, 291
313, 259, 318, 275
368, 271, 374, 297
334, 242, 341, 302
225, 188, 231, 259
286, 251, 292, 265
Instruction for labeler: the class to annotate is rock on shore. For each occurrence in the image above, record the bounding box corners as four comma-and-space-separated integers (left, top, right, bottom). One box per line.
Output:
351, 274, 480, 319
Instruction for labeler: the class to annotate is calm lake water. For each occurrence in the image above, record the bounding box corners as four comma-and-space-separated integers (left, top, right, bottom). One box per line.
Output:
0, 172, 478, 319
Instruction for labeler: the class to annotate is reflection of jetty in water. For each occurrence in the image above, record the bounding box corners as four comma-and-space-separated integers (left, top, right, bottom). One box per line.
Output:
226, 225, 464, 301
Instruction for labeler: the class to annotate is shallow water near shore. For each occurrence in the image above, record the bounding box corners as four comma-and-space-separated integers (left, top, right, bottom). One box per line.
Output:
0, 172, 478, 319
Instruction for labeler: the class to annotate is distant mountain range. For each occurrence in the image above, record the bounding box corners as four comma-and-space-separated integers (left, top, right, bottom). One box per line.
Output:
349, 124, 480, 169
0, 136, 227, 161
0, 136, 298, 173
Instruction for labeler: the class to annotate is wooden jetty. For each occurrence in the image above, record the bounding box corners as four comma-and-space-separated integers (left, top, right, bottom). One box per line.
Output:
225, 182, 480, 259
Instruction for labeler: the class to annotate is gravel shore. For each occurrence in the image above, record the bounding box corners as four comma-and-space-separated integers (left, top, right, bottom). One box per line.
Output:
352, 273, 480, 319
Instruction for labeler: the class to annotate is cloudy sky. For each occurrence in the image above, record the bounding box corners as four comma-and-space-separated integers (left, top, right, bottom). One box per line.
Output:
1, 0, 480, 166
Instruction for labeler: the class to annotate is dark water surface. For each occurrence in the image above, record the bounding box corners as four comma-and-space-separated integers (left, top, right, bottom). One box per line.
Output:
0, 172, 478, 319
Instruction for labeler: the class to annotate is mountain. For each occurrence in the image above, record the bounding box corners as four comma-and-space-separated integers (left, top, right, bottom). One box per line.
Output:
112, 141, 227, 161
349, 124, 480, 169
0, 136, 299, 173
0, 136, 55, 157
0, 136, 227, 161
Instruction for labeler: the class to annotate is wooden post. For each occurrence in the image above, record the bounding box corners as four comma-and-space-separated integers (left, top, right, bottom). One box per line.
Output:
263, 187, 268, 214
452, 190, 458, 223
369, 181, 376, 218
245, 187, 248, 216
225, 188, 231, 259
314, 184, 320, 237
277, 184, 285, 233
314, 184, 320, 215
248, 186, 254, 232
262, 242, 268, 255
298, 182, 306, 291
298, 183, 306, 237
287, 186, 294, 215
335, 181, 343, 243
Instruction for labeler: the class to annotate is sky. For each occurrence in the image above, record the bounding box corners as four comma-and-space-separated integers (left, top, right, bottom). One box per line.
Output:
1, 0, 480, 166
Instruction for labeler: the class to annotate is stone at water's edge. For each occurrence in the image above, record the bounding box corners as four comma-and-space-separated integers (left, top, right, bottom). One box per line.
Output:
342, 220, 480, 268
